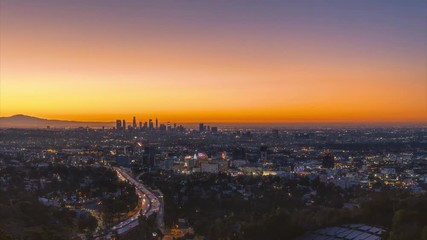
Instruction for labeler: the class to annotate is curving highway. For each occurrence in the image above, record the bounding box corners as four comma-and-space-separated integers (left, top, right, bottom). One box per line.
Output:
94, 167, 162, 239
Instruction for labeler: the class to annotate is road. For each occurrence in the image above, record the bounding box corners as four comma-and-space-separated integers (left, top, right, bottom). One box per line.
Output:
94, 167, 162, 239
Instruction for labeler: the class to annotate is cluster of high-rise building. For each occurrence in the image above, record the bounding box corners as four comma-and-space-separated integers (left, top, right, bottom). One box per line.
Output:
198, 123, 218, 133
115, 116, 185, 132
115, 117, 219, 133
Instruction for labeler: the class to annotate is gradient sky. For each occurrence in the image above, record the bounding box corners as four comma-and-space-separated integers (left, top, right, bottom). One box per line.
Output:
1, 0, 426, 123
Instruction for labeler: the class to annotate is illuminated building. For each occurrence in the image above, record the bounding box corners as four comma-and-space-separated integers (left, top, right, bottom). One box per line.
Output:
260, 145, 268, 163
321, 153, 335, 169
143, 146, 156, 167
116, 120, 122, 130
149, 119, 154, 129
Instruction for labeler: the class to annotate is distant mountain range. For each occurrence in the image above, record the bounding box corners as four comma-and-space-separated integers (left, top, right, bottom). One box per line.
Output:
0, 115, 114, 128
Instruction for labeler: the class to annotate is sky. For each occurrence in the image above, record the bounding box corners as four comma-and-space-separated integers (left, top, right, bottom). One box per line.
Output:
1, 0, 426, 123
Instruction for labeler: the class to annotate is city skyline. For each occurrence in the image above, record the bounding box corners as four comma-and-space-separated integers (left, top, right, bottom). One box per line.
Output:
1, 0, 427, 123
0, 114, 425, 130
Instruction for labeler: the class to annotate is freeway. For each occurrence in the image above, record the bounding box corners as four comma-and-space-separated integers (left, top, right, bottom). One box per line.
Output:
94, 167, 162, 239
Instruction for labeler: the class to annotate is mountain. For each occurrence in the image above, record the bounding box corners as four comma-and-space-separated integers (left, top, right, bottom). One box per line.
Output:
0, 114, 114, 128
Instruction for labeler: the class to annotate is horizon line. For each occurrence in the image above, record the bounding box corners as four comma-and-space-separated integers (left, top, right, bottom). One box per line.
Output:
1, 114, 426, 127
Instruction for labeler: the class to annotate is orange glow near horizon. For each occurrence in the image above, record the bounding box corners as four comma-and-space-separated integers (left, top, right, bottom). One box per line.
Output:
1, 1, 426, 124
